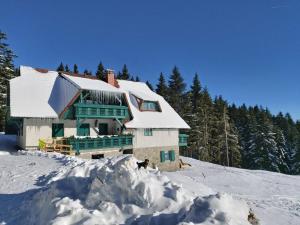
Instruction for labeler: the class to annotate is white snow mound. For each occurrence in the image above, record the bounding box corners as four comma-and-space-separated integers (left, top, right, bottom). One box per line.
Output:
11, 154, 251, 225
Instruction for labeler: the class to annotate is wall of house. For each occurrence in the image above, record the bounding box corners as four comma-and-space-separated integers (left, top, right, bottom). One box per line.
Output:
21, 118, 121, 148
123, 128, 180, 171
129, 128, 179, 148
133, 145, 179, 171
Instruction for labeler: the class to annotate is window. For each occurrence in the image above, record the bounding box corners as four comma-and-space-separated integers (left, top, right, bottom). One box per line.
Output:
78, 123, 90, 136
140, 101, 160, 111
52, 123, 64, 138
160, 150, 175, 162
144, 128, 153, 136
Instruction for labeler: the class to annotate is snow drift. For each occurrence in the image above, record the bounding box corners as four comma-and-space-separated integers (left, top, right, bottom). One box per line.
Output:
5, 153, 251, 225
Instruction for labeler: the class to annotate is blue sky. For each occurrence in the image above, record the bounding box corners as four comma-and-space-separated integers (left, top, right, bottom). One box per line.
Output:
0, 0, 299, 120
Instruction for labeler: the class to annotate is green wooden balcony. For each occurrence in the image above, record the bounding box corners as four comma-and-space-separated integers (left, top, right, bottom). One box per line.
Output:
179, 134, 188, 147
66, 135, 133, 152
74, 103, 129, 119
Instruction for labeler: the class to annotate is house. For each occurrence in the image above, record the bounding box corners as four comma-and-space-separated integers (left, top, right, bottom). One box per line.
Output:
9, 66, 190, 171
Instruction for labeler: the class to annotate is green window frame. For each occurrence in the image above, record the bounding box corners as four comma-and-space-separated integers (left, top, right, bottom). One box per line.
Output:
78, 123, 90, 136
52, 123, 64, 138
160, 151, 165, 162
169, 150, 175, 161
160, 150, 175, 162
144, 128, 153, 136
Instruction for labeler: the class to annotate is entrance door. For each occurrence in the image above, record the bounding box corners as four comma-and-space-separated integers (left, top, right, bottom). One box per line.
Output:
78, 123, 90, 136
98, 123, 108, 135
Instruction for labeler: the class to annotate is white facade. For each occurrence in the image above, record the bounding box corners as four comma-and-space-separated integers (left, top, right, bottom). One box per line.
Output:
130, 128, 179, 148
18, 118, 121, 149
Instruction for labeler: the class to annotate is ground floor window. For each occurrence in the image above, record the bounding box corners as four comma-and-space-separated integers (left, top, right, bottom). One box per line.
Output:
52, 123, 64, 138
78, 123, 90, 136
92, 154, 104, 159
160, 150, 175, 162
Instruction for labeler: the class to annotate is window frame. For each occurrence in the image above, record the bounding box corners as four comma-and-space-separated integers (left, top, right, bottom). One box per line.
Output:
144, 128, 153, 136
77, 123, 90, 136
52, 123, 64, 138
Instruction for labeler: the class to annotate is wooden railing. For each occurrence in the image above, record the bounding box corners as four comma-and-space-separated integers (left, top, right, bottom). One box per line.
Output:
66, 135, 133, 152
74, 103, 129, 119
38, 138, 74, 155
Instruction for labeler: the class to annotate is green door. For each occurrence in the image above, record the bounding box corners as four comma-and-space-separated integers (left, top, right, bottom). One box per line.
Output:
78, 123, 90, 136
52, 123, 64, 138
98, 123, 108, 135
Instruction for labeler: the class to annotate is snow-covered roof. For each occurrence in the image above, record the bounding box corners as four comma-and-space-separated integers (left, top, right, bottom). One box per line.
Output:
61, 73, 122, 93
10, 66, 60, 118
117, 80, 190, 129
10, 66, 190, 129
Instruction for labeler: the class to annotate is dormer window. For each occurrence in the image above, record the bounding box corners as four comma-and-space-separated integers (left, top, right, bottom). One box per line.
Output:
140, 101, 160, 111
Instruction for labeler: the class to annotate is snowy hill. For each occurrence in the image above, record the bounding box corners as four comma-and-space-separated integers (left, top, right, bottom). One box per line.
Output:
165, 157, 300, 225
0, 134, 299, 225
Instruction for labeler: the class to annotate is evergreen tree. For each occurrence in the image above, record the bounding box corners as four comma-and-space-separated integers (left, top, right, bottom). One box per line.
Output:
73, 64, 79, 73
168, 66, 186, 116
146, 81, 154, 91
296, 121, 300, 133
130, 76, 135, 81
245, 110, 284, 172
118, 64, 130, 80
210, 97, 241, 167
83, 69, 89, 75
65, 64, 70, 72
135, 76, 140, 82
190, 73, 201, 113
0, 31, 16, 131
156, 72, 168, 98
57, 62, 64, 71
96, 62, 105, 80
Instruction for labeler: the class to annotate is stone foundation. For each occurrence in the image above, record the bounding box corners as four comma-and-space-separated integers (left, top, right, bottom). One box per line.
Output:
79, 148, 123, 159
133, 146, 179, 171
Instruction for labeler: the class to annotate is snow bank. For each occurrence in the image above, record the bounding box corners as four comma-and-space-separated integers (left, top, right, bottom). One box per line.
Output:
0, 151, 10, 155
8, 153, 251, 225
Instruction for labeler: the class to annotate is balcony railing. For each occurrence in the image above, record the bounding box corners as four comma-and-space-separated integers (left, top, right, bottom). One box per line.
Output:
66, 135, 133, 152
179, 134, 188, 147
74, 103, 129, 119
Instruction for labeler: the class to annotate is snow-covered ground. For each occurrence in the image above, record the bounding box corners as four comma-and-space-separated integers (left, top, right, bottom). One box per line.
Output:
165, 158, 300, 225
0, 134, 299, 225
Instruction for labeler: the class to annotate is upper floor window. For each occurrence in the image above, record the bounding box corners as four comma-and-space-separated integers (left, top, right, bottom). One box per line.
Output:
144, 128, 153, 136
140, 101, 160, 111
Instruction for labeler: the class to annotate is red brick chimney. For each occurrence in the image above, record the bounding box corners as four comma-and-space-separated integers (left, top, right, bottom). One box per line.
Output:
105, 69, 119, 87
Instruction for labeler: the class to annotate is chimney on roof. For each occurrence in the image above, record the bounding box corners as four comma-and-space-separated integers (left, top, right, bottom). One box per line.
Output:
105, 69, 119, 87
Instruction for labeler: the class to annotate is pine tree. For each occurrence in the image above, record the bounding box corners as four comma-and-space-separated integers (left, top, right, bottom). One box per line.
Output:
135, 76, 140, 82
96, 62, 105, 80
57, 62, 64, 71
0, 31, 16, 131
146, 81, 154, 91
130, 76, 135, 81
168, 66, 186, 116
156, 72, 168, 98
118, 64, 130, 80
245, 110, 284, 172
210, 97, 241, 167
65, 64, 70, 72
190, 73, 201, 113
73, 64, 79, 73
83, 69, 89, 75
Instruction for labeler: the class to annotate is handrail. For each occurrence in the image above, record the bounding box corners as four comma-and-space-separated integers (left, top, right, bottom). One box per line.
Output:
74, 103, 129, 119
66, 135, 133, 152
